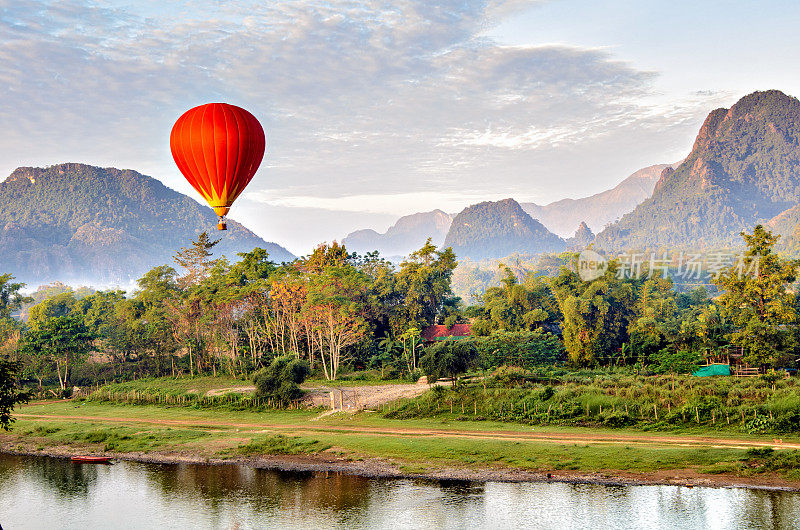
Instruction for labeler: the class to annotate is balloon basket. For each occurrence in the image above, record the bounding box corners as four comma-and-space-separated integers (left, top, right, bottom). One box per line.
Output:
217, 221, 227, 231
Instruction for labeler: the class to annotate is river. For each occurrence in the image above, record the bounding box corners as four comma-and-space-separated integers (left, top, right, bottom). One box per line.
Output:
1, 454, 799, 529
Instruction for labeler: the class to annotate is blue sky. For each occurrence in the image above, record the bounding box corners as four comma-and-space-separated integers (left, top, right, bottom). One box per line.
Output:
1, 1, 798, 254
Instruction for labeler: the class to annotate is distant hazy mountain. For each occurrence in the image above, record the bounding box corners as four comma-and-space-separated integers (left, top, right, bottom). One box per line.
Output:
595, 90, 800, 251
343, 209, 452, 257
0, 163, 294, 286
520, 163, 672, 237
444, 198, 564, 260
566, 221, 595, 250
767, 204, 800, 255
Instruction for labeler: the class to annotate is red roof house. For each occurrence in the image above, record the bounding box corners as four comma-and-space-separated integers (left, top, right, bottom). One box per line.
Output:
422, 323, 472, 343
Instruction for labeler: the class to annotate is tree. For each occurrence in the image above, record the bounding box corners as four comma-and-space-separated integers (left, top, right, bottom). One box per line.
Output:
420, 339, 479, 386
0, 273, 29, 319
397, 327, 422, 374
253, 355, 310, 404
713, 225, 799, 366
550, 261, 636, 366
27, 292, 77, 329
648, 349, 703, 391
20, 315, 94, 391
174, 232, 220, 287
471, 330, 564, 369
394, 239, 458, 331
304, 266, 370, 380
475, 266, 560, 334
628, 272, 678, 363
0, 359, 29, 430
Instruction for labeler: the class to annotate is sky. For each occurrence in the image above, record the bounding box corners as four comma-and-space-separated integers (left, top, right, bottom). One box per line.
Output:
2, 1, 800, 255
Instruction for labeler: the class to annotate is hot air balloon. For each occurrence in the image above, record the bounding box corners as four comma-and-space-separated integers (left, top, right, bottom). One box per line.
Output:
170, 103, 266, 230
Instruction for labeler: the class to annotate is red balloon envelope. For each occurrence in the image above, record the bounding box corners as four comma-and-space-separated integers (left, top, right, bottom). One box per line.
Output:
170, 103, 266, 230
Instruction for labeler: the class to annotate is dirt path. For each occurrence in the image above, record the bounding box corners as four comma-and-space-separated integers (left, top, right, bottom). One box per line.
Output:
182, 381, 435, 406
301, 383, 435, 409
16, 412, 799, 451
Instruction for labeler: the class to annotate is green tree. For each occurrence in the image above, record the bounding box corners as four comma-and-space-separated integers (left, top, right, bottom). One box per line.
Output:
0, 359, 29, 430
713, 225, 799, 366
472, 330, 564, 369
550, 261, 636, 366
174, 232, 220, 286
27, 292, 77, 329
253, 355, 310, 404
648, 349, 703, 391
0, 273, 29, 319
474, 266, 560, 334
20, 315, 94, 391
394, 239, 458, 330
420, 339, 479, 387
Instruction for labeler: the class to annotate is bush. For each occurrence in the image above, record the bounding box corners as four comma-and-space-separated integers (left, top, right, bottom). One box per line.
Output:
253, 356, 310, 404
420, 339, 478, 385
744, 416, 774, 434
601, 413, 636, 428
491, 366, 529, 387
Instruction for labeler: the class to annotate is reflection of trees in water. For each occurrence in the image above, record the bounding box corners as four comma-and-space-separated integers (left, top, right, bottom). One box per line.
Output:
423, 478, 485, 506
36, 458, 98, 499
143, 463, 375, 520
0, 455, 97, 499
738, 489, 800, 528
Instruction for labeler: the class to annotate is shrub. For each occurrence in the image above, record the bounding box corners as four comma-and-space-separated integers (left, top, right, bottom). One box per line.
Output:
253, 356, 310, 404
491, 366, 529, 387
601, 413, 636, 428
420, 339, 478, 385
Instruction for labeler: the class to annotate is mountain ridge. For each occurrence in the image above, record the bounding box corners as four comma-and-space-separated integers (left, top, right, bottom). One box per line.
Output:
343, 209, 452, 257
595, 90, 800, 251
0, 163, 294, 286
443, 198, 564, 260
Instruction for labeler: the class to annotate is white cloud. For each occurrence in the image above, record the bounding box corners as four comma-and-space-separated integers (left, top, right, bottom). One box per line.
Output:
246, 189, 512, 216
0, 0, 723, 251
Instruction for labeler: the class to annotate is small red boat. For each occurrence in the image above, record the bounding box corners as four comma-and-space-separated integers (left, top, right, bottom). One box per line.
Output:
70, 455, 113, 464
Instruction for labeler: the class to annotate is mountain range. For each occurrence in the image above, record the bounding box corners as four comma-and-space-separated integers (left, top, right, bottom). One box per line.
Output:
0, 163, 294, 286
7, 90, 800, 287
344, 90, 800, 262
341, 164, 673, 258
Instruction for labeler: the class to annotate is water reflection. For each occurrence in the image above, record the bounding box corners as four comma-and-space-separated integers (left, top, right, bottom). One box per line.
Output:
1, 453, 799, 529
0, 455, 98, 499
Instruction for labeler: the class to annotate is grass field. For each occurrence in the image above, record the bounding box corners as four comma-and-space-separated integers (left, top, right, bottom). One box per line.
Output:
5, 400, 800, 484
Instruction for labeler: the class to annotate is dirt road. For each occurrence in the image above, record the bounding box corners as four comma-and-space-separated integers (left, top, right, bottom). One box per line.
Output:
15, 411, 799, 451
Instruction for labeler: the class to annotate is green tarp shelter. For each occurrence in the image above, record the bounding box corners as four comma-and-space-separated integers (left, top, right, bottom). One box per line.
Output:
693, 364, 730, 377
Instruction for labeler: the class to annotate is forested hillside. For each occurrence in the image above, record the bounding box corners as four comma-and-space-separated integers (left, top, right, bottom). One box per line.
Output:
595, 90, 800, 251
0, 163, 293, 285
444, 199, 564, 260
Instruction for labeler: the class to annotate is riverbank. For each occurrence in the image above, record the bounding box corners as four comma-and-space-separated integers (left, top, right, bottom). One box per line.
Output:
4, 441, 800, 492
3, 401, 800, 492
